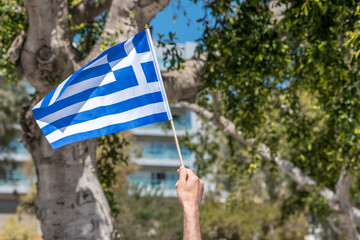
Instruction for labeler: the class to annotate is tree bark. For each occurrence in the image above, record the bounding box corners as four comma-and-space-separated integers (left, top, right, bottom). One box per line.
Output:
162, 53, 206, 102
10, 0, 170, 239
20, 102, 114, 239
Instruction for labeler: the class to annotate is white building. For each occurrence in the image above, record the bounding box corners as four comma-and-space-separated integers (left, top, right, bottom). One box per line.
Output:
128, 105, 197, 197
127, 40, 198, 197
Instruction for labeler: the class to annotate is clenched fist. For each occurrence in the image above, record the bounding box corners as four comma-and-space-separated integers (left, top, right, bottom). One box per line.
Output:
175, 167, 204, 211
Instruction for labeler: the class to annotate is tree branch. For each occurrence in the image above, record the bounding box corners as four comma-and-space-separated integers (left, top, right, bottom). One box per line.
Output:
134, 0, 171, 28
69, 0, 113, 25
179, 101, 360, 228
7, 30, 26, 66
80, 0, 170, 67
334, 170, 360, 239
336, 170, 352, 200
347, 54, 354, 71
162, 53, 206, 102
21, 0, 76, 93
327, 216, 342, 235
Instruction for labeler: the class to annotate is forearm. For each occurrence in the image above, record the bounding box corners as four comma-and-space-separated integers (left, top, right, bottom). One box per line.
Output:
183, 207, 201, 240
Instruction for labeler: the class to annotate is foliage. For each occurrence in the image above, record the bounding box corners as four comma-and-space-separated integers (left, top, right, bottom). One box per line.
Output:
107, 161, 183, 240
343, 2, 360, 59
114, 185, 183, 240
0, 76, 29, 181
1, 215, 37, 240
17, 184, 37, 216
181, 120, 221, 178
0, 77, 28, 152
183, 99, 341, 237
17, 160, 37, 215
70, 13, 107, 57
192, 0, 360, 228
201, 198, 308, 240
97, 132, 131, 217
0, 0, 26, 82
157, 32, 185, 70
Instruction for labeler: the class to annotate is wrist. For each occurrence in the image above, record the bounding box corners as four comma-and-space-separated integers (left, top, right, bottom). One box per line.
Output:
183, 204, 200, 216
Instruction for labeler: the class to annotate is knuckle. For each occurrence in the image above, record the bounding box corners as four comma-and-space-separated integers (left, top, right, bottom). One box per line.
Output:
189, 176, 198, 182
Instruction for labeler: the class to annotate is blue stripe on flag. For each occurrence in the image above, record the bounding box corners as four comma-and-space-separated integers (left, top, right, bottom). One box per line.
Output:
113, 66, 137, 83
40, 91, 164, 135
50, 112, 169, 149
107, 42, 127, 62
133, 30, 150, 54
54, 40, 128, 104
69, 64, 112, 86
40, 88, 56, 108
141, 61, 158, 83
33, 77, 139, 120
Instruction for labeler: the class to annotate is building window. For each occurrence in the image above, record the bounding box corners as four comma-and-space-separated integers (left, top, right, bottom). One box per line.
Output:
134, 141, 191, 160
128, 171, 178, 190
151, 172, 165, 186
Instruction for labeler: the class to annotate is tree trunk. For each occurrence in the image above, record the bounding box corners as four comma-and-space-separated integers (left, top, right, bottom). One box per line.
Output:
20, 104, 115, 239
15, 0, 117, 238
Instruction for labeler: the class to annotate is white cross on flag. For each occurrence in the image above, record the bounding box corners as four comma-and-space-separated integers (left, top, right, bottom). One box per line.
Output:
32, 29, 172, 149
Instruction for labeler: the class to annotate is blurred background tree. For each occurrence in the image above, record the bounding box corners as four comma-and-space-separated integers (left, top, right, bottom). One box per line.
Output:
179, 0, 360, 239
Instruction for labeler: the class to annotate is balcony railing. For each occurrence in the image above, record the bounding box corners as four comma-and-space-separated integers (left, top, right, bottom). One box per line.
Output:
128, 177, 177, 190
134, 142, 191, 160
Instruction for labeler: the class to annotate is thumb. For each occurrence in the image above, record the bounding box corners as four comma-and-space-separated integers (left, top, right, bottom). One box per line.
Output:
178, 167, 187, 182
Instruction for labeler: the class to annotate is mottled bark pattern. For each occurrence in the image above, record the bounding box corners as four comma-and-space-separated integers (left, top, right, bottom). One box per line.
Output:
20, 102, 114, 239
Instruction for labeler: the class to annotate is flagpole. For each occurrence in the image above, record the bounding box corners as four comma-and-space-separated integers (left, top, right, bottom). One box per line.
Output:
170, 119, 184, 167
144, 24, 184, 168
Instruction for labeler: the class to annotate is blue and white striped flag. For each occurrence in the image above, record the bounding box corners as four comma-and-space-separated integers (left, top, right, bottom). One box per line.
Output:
33, 29, 172, 149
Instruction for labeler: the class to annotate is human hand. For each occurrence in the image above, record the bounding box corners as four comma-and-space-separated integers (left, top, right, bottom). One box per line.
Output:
175, 167, 204, 212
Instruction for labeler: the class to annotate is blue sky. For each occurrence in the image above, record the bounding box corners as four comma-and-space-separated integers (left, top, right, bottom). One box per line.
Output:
150, 0, 204, 43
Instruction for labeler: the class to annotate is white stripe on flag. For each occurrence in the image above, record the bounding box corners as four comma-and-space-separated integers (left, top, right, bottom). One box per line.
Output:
37, 82, 161, 128
41, 102, 166, 143
145, 28, 172, 120
57, 52, 153, 102
33, 98, 44, 109
84, 55, 108, 70
124, 36, 135, 55
49, 76, 71, 106
57, 74, 107, 101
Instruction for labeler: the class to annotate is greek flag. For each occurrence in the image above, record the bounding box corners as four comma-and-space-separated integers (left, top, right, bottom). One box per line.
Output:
33, 29, 172, 149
